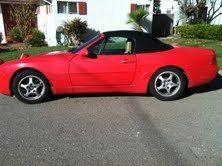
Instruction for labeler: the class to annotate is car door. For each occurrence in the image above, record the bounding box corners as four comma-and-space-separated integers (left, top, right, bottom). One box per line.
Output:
69, 36, 136, 86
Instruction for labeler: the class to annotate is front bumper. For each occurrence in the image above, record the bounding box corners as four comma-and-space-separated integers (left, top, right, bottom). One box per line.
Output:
0, 71, 11, 96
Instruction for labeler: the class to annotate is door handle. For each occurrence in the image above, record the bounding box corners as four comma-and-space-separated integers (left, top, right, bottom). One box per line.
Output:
129, 60, 135, 63
121, 60, 129, 63
121, 59, 135, 63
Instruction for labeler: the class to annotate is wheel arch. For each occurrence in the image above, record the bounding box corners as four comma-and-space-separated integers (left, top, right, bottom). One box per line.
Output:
147, 65, 189, 93
9, 67, 51, 95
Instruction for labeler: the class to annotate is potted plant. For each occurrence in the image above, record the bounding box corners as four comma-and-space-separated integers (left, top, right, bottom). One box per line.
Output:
63, 18, 88, 46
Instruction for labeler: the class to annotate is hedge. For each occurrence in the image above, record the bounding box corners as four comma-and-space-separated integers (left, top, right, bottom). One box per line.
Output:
178, 24, 222, 41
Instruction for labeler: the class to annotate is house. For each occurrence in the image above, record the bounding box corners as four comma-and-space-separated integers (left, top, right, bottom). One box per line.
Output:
38, 0, 154, 46
0, 0, 153, 46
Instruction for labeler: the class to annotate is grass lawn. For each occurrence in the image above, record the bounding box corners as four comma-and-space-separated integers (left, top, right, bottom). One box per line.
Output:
0, 46, 68, 61
162, 37, 222, 68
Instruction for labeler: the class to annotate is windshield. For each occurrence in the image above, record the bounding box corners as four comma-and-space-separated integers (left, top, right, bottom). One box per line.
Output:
69, 34, 101, 53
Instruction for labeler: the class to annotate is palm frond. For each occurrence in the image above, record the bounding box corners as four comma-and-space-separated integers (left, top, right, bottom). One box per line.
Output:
127, 8, 149, 31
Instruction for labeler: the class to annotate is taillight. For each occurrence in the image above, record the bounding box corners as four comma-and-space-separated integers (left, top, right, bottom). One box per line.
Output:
211, 50, 217, 65
212, 56, 217, 65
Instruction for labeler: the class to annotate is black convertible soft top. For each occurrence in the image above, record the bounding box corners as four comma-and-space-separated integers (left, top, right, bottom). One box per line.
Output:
103, 30, 173, 53
103, 30, 153, 38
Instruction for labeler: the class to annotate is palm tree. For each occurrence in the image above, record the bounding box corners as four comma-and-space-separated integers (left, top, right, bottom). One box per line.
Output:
127, 8, 149, 32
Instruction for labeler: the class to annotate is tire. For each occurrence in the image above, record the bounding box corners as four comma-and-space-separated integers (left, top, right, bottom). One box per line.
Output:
12, 69, 51, 104
149, 67, 187, 101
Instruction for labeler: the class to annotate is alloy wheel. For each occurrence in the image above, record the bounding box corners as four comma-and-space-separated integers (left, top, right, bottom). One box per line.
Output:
18, 75, 46, 101
154, 71, 181, 97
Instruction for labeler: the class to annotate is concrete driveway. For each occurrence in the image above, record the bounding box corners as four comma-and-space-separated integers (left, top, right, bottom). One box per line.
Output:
0, 73, 222, 166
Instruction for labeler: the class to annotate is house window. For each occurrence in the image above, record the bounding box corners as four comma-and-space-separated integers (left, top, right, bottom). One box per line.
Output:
69, 2, 77, 14
137, 4, 150, 11
58, 2, 67, 13
57, 1, 78, 14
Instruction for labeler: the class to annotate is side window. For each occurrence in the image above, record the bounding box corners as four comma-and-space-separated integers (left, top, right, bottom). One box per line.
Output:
100, 37, 134, 55
88, 37, 134, 56
88, 39, 104, 55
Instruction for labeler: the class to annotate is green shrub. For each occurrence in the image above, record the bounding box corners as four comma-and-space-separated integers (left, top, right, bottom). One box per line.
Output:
10, 27, 24, 42
178, 24, 222, 40
27, 29, 48, 47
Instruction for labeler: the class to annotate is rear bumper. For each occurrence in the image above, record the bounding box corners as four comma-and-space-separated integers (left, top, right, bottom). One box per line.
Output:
188, 64, 219, 88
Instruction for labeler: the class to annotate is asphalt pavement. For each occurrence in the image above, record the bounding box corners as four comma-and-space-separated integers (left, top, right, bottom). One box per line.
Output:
0, 72, 222, 166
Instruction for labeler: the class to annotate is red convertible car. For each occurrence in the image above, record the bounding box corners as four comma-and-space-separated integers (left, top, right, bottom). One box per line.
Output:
0, 31, 219, 104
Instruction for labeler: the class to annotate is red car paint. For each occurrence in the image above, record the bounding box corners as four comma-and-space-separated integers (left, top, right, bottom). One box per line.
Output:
0, 33, 219, 96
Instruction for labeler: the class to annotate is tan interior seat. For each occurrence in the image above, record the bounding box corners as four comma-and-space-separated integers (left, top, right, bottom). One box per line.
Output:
124, 41, 132, 54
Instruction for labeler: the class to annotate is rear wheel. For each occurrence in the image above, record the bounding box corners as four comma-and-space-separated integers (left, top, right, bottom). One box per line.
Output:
12, 70, 51, 104
149, 67, 187, 101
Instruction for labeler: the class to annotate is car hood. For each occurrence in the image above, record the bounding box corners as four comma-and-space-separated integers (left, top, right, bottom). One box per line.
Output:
0, 50, 75, 67
20, 51, 69, 59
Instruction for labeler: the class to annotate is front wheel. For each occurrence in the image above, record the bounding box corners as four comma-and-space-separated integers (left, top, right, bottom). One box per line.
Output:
12, 70, 51, 104
149, 67, 187, 101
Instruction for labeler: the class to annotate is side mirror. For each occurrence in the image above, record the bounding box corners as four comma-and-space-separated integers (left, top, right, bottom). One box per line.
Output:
81, 49, 89, 57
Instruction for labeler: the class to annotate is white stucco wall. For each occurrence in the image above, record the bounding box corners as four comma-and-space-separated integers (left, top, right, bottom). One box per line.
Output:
38, 4, 57, 46
38, 0, 153, 46
160, 0, 180, 26
0, 4, 6, 44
